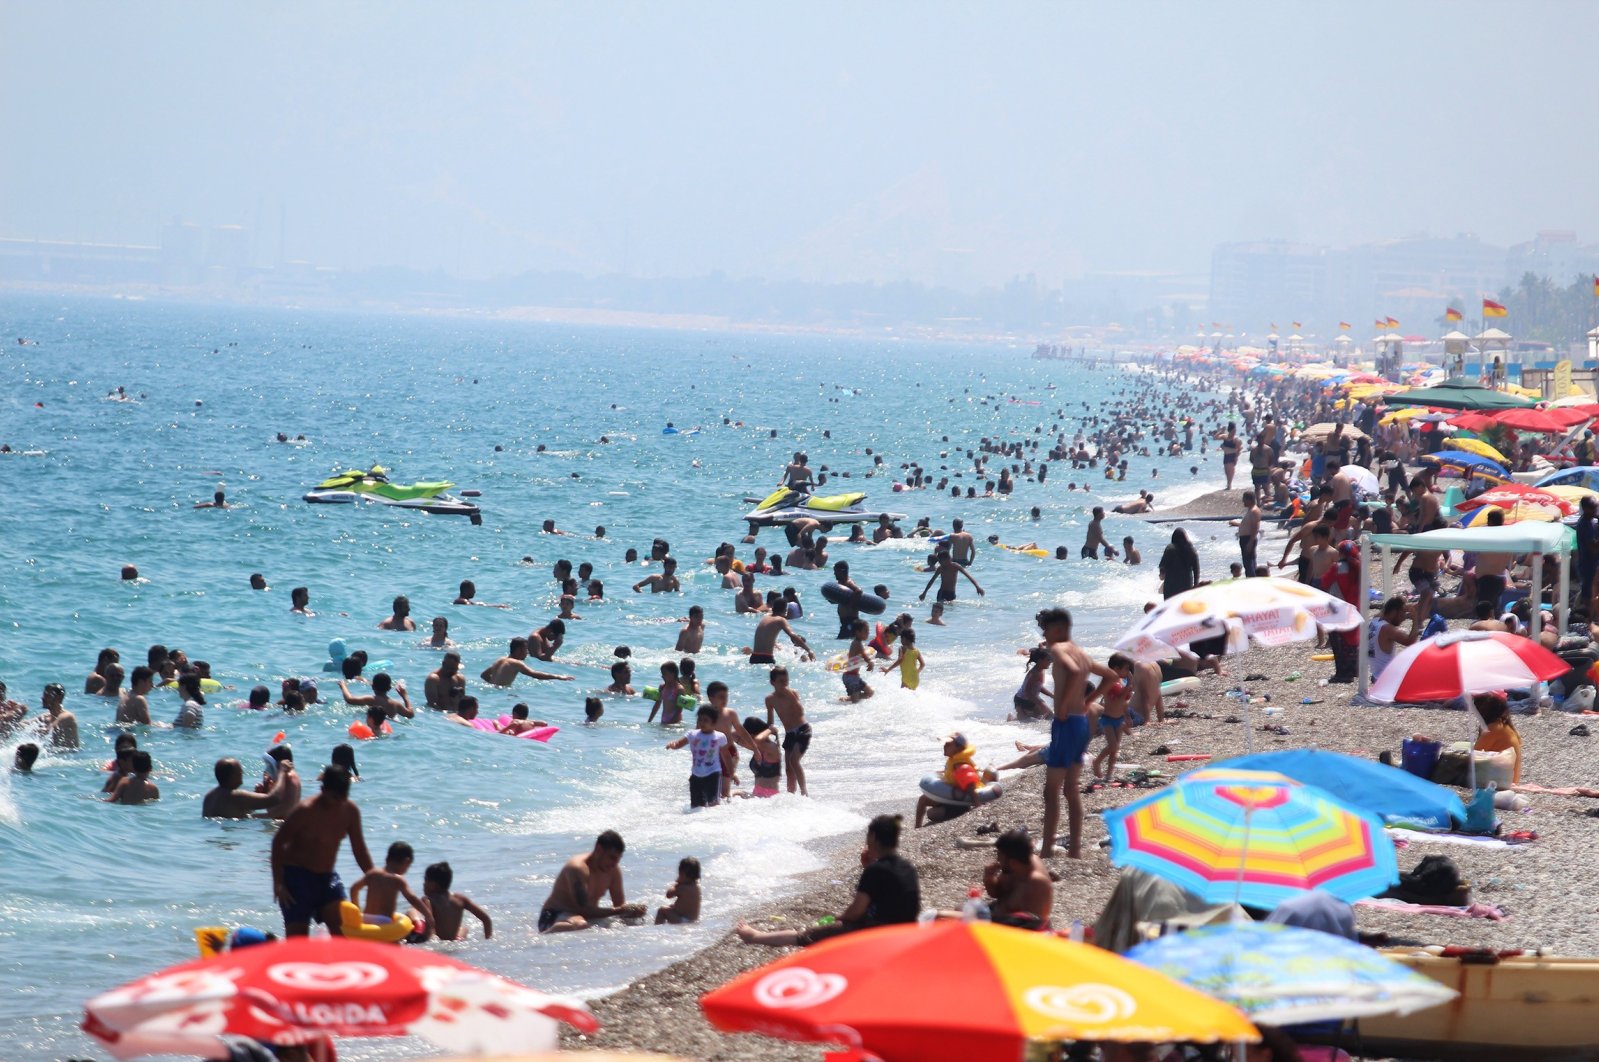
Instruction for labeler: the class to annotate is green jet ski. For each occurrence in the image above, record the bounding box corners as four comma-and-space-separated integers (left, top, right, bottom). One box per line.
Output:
305, 466, 482, 523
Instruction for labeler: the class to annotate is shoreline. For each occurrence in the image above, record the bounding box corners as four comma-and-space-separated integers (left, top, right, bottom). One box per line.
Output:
568, 634, 1599, 1059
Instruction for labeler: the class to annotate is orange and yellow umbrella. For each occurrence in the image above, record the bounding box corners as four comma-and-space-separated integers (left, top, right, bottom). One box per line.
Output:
701, 920, 1257, 1060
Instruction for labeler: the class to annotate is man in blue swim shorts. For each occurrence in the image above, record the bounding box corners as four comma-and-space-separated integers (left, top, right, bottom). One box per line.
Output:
1035, 607, 1119, 860
271, 765, 374, 936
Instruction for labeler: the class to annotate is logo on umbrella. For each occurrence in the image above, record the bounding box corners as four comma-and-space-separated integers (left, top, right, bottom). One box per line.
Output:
267, 961, 390, 991
753, 968, 848, 1009
1023, 984, 1137, 1024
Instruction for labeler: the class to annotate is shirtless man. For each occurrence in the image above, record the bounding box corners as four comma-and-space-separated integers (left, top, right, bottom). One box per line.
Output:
734, 572, 767, 614
828, 560, 865, 638
290, 586, 314, 615
537, 830, 646, 933
339, 673, 415, 719
453, 579, 510, 608
747, 612, 814, 665
782, 452, 814, 493
1473, 508, 1515, 612
116, 666, 155, 725
1233, 491, 1262, 577
1328, 459, 1355, 507
480, 638, 573, 686
766, 667, 811, 796
194, 489, 229, 509
378, 595, 416, 632
979, 830, 1054, 929
201, 757, 284, 818
271, 766, 373, 936
632, 558, 681, 593
528, 620, 565, 661
918, 544, 984, 604
425, 652, 466, 710
1080, 507, 1116, 560
1128, 659, 1166, 723
1036, 607, 1117, 859
948, 518, 976, 566
105, 750, 160, 804
37, 683, 79, 749
675, 606, 706, 653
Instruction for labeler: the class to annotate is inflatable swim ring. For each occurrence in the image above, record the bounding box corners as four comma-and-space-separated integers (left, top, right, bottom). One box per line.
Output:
919, 774, 1004, 807
338, 901, 413, 943
161, 678, 222, 693
1159, 676, 1201, 695
641, 686, 699, 711
348, 720, 393, 740
820, 581, 887, 616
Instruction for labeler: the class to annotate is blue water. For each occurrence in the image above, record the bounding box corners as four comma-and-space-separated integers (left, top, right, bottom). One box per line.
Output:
0, 294, 1236, 1059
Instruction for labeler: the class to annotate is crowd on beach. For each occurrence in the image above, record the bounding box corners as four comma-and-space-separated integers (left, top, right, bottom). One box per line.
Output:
13, 352, 1599, 1061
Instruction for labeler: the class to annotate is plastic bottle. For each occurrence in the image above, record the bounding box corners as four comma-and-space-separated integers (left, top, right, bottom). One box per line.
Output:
1285, 671, 1301, 682
960, 887, 990, 922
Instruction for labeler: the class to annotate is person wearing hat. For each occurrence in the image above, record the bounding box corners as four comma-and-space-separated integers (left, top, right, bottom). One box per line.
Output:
915, 732, 979, 828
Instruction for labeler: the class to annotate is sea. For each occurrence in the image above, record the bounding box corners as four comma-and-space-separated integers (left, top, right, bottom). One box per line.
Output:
0, 293, 1242, 1059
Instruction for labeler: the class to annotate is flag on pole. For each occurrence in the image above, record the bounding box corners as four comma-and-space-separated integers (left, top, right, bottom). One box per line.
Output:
1339, 322, 1351, 330
1592, 275, 1598, 298
1483, 299, 1508, 318
1374, 318, 1385, 328
1291, 321, 1302, 330
1445, 307, 1464, 322
1385, 316, 1400, 328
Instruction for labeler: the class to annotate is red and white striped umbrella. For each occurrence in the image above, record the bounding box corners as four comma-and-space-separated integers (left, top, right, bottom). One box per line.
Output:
1369, 630, 1568, 703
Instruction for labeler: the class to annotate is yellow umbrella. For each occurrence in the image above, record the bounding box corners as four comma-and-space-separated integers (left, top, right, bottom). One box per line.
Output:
1544, 484, 1599, 505
1381, 407, 1430, 425
1449, 437, 1508, 464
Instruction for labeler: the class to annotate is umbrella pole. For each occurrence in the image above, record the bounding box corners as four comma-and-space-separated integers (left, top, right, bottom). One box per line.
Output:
1357, 534, 1372, 697
1232, 807, 1253, 907
1465, 696, 1478, 792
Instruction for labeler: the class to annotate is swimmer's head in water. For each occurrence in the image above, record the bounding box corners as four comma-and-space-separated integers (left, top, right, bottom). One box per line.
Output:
371, 673, 393, 694
249, 685, 271, 708
121, 564, 139, 581
456, 696, 479, 718
459, 579, 476, 598
249, 573, 267, 590
331, 744, 358, 777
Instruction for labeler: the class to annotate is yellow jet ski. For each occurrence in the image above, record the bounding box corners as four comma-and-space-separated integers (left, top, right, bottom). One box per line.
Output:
743, 487, 904, 527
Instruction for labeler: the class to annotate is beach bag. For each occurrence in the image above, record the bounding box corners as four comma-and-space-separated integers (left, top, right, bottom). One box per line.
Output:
1462, 786, 1499, 834
1400, 738, 1441, 780
1429, 750, 1471, 788
1393, 855, 1463, 904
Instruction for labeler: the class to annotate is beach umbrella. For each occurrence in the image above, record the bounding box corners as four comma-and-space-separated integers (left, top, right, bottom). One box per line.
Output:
1547, 395, 1599, 412
1492, 407, 1595, 433
1447, 437, 1509, 464
1420, 451, 1508, 478
1100, 768, 1399, 909
1126, 922, 1457, 1025
1446, 411, 1500, 433
1113, 577, 1362, 663
1299, 421, 1369, 444
1454, 503, 1561, 528
700, 920, 1258, 1060
1535, 465, 1599, 493
1341, 464, 1379, 496
1542, 484, 1599, 506
1215, 748, 1464, 831
1368, 630, 1567, 705
1386, 379, 1536, 411
82, 936, 597, 1060
1456, 482, 1574, 514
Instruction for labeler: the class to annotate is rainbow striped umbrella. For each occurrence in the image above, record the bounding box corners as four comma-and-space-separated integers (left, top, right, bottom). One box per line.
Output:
1101, 768, 1398, 910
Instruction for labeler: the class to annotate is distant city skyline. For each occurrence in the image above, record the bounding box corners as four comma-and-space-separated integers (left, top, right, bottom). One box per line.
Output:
4, 1, 1599, 292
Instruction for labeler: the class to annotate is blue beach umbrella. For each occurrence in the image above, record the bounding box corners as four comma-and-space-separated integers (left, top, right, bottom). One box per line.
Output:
1127, 922, 1457, 1025
1213, 749, 1464, 831
1421, 450, 1508, 477
1535, 465, 1599, 494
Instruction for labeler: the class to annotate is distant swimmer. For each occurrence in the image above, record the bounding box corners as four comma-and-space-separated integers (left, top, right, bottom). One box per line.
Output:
202, 757, 284, 819
427, 616, 455, 649
632, 557, 681, 593
194, 488, 230, 509
339, 673, 415, 719
249, 573, 269, 591
120, 564, 140, 582
537, 830, 646, 933
291, 586, 314, 616
426, 652, 466, 709
479, 638, 573, 686
746, 611, 814, 665
453, 580, 509, 608
377, 595, 417, 632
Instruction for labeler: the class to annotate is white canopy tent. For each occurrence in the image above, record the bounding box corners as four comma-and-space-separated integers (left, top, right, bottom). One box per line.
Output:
1358, 523, 1575, 696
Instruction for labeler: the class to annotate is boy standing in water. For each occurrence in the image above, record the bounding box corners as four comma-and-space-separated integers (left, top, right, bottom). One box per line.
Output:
647, 661, 685, 725
841, 620, 877, 703
349, 841, 435, 936
891, 629, 925, 690
766, 667, 811, 796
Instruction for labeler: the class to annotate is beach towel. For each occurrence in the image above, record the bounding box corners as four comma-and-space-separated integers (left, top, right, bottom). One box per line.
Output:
1356, 898, 1507, 920
1388, 827, 1527, 850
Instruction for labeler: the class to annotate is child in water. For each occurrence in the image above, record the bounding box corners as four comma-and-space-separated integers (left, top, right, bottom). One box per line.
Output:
654, 856, 702, 924
666, 706, 727, 808
891, 628, 925, 690
1010, 647, 1053, 721
349, 841, 434, 938
648, 661, 685, 725
419, 861, 492, 940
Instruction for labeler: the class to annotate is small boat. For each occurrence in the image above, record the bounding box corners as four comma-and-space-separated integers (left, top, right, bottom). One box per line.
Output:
1353, 947, 1599, 1061
742, 487, 905, 528
304, 466, 482, 524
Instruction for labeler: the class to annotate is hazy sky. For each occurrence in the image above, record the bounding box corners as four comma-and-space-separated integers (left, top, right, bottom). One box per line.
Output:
4, 1, 1597, 289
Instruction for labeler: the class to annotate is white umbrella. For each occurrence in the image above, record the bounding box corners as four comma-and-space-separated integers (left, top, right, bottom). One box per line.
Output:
1116, 577, 1362, 662
1342, 465, 1380, 496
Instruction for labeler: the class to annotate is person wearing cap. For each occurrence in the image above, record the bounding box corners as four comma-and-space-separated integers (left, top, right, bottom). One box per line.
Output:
38, 682, 78, 750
